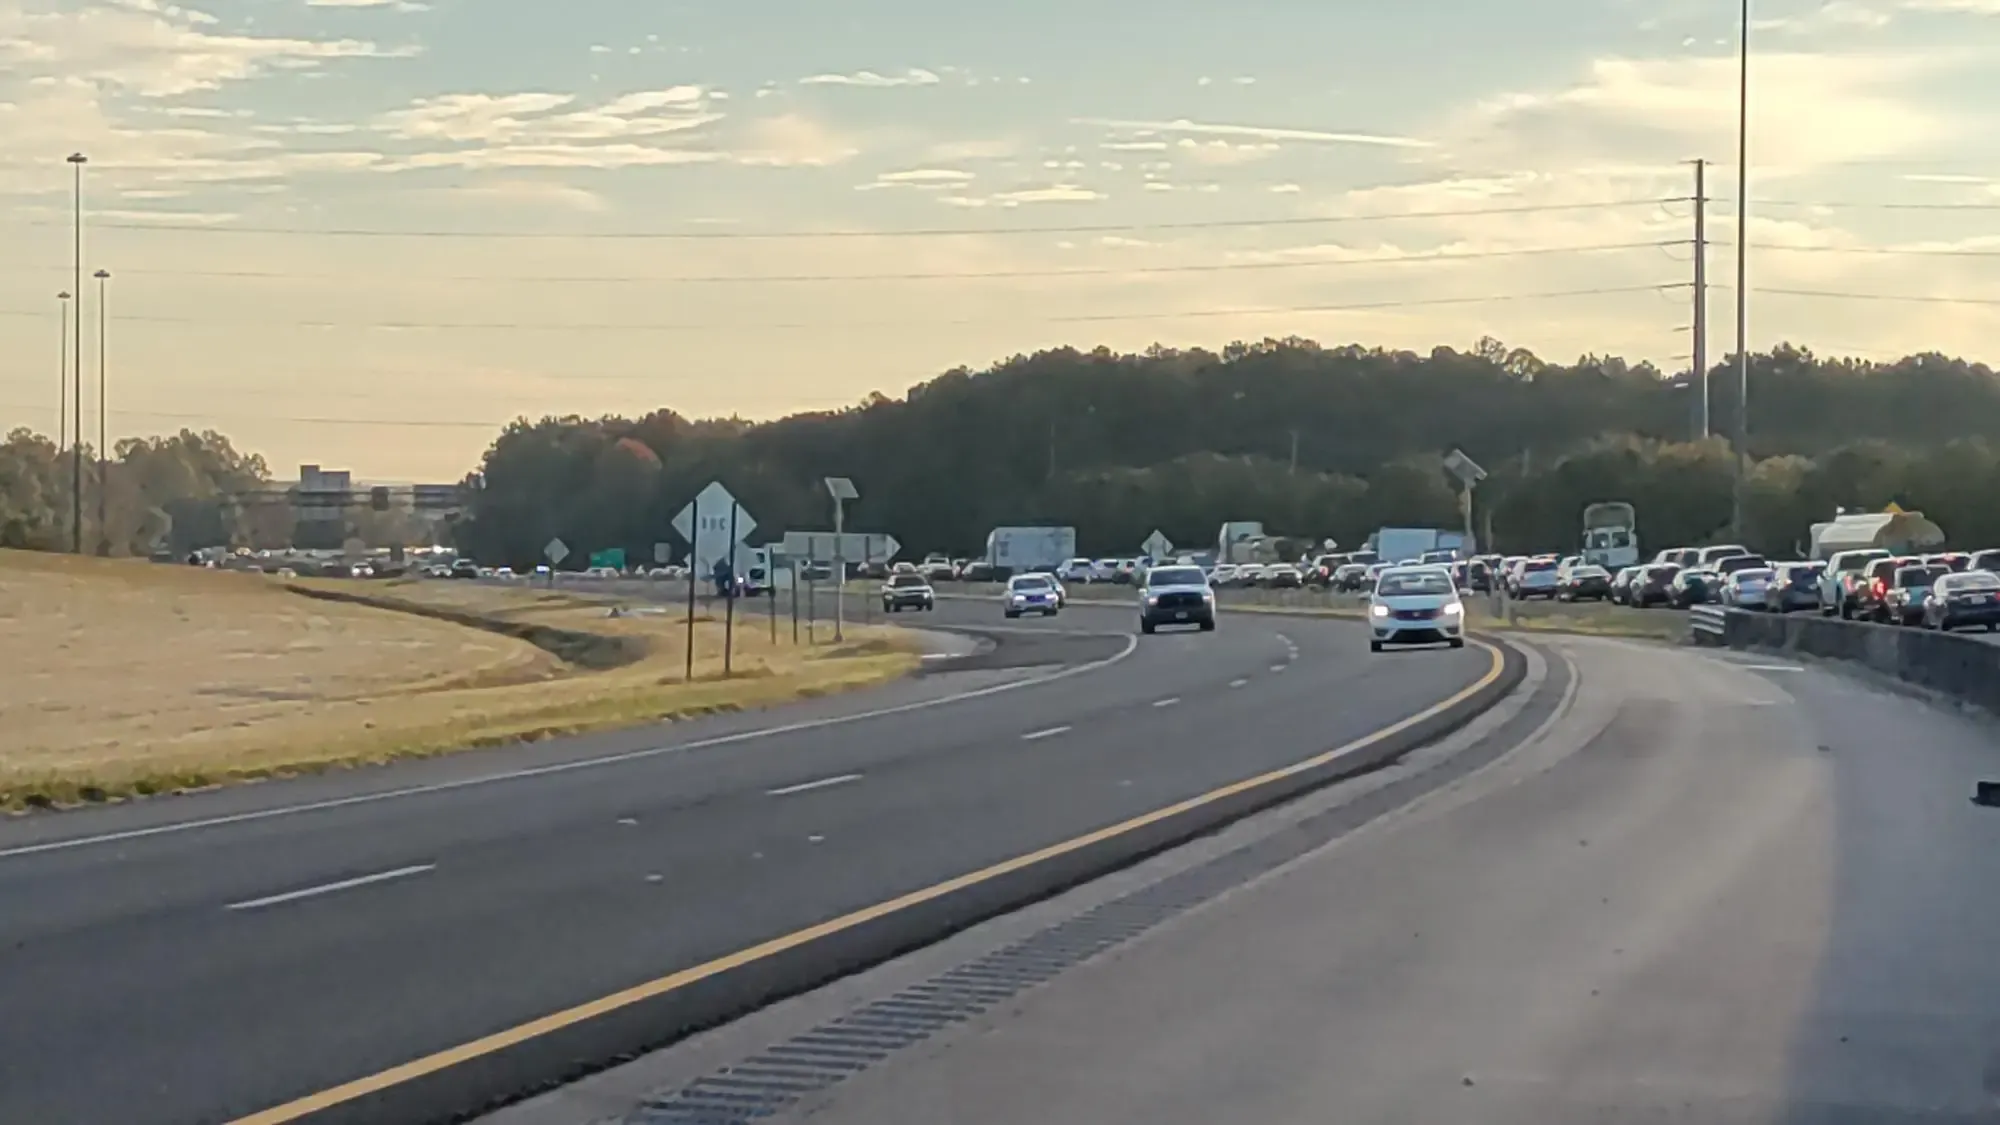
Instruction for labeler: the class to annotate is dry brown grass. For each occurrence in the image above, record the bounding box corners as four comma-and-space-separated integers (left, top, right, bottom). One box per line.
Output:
0, 555, 919, 810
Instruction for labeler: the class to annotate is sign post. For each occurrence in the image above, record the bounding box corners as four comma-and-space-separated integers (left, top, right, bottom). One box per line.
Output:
825, 477, 859, 642
723, 501, 739, 676
543, 537, 569, 588
674, 482, 758, 680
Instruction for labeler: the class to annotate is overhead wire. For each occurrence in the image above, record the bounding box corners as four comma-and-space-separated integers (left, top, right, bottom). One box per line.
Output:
0, 283, 1689, 332
10, 197, 1693, 239
0, 239, 1687, 284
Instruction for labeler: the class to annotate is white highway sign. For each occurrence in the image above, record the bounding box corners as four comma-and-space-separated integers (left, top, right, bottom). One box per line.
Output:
780, 531, 900, 563
543, 538, 569, 565
1141, 529, 1174, 559
671, 481, 756, 576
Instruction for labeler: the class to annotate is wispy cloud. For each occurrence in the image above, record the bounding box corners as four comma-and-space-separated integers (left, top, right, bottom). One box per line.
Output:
798, 68, 940, 88
1077, 118, 1433, 148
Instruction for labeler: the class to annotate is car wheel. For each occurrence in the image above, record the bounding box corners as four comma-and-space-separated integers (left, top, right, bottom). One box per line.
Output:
1369, 640, 1383, 653
1004, 610, 1019, 619
1449, 637, 1465, 649
1199, 618, 1216, 632
1140, 620, 1156, 635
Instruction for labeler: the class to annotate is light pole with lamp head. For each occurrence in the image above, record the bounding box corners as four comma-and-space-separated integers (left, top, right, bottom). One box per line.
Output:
1731, 0, 1751, 538
57, 291, 71, 452
94, 268, 111, 555
67, 152, 87, 554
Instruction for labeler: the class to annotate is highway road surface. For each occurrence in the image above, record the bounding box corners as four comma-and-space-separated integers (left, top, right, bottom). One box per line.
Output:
0, 596, 1499, 1125
485, 632, 2000, 1125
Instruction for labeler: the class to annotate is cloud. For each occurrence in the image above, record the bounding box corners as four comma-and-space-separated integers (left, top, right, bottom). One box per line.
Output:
857, 167, 974, 191
798, 68, 940, 88
993, 184, 1104, 203
376, 88, 716, 144
729, 112, 860, 166
306, 0, 431, 9
1444, 50, 1971, 177
1269, 183, 1303, 193
0, 0, 418, 97
1076, 117, 1433, 148
1902, 0, 2000, 12
936, 183, 1106, 207
411, 179, 608, 211
1173, 137, 1281, 165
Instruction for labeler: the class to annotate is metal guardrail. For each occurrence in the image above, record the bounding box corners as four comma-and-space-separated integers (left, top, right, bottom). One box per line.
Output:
1688, 604, 1727, 640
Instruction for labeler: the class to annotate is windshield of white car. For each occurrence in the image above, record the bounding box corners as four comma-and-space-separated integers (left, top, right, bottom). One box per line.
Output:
1010, 576, 1053, 591
888, 575, 929, 588
1145, 567, 1207, 588
1376, 572, 1454, 596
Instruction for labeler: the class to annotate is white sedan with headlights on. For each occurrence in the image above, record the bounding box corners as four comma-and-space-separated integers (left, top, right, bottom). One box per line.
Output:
1367, 565, 1466, 653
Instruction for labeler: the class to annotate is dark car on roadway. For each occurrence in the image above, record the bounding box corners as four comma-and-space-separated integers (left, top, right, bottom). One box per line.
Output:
1631, 563, 1681, 607
449, 558, 481, 579
880, 573, 935, 613
1557, 564, 1613, 601
1772, 561, 1824, 613
1138, 564, 1216, 635
1883, 564, 1948, 626
1922, 570, 2000, 632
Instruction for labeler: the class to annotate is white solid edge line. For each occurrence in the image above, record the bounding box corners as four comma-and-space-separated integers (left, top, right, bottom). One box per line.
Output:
1229, 679, 1249, 688
1021, 726, 1072, 741
0, 632, 1141, 862
1152, 698, 1180, 708
226, 864, 436, 912
766, 773, 864, 797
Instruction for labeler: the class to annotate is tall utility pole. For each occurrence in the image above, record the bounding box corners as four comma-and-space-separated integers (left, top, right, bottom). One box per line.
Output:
1731, 0, 1752, 538
1288, 429, 1300, 475
1692, 158, 1709, 440
67, 152, 87, 555
94, 268, 111, 555
57, 291, 71, 451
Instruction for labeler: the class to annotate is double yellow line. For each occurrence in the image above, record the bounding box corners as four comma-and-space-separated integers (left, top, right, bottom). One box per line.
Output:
229, 640, 1506, 1124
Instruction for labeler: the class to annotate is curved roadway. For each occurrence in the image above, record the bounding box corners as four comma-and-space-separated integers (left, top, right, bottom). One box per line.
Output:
526, 631, 2000, 1125
0, 596, 1493, 1125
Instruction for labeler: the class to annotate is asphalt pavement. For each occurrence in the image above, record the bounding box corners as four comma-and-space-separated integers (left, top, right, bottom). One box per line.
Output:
577, 633, 2000, 1125
0, 596, 1495, 1125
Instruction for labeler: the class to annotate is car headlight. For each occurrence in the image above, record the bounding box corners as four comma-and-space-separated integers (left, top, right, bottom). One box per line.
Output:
1370, 604, 1389, 617
1144, 594, 1159, 605
1442, 602, 1462, 614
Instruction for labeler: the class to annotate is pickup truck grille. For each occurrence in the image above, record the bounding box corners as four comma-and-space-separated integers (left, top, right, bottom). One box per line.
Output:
1154, 591, 1206, 609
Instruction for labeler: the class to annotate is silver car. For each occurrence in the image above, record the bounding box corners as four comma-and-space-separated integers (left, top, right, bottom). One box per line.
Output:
1368, 566, 1466, 652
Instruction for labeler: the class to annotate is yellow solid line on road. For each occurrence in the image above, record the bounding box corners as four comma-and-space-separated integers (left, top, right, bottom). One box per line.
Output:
225, 640, 1506, 1125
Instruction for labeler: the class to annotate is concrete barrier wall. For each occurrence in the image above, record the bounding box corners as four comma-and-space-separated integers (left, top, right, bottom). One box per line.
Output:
1704, 608, 2000, 716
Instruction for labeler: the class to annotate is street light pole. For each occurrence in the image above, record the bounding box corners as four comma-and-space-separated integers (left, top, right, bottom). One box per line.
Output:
67, 152, 87, 554
1731, 0, 1751, 538
57, 292, 71, 452
95, 268, 111, 555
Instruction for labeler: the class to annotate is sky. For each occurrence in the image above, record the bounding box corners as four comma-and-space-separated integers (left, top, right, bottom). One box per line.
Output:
3, 0, 2000, 482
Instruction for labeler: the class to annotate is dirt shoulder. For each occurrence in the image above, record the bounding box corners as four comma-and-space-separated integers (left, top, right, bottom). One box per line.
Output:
1, 555, 920, 811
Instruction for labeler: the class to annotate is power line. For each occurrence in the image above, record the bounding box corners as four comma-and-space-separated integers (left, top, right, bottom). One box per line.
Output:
0, 283, 1686, 332
15, 197, 1690, 240
1736, 242, 2000, 259
1745, 285, 2000, 307
1709, 197, 2000, 212
0, 239, 1684, 284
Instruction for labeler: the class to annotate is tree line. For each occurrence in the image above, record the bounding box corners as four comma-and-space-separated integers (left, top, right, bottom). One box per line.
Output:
7, 338, 2000, 564
447, 339, 2000, 566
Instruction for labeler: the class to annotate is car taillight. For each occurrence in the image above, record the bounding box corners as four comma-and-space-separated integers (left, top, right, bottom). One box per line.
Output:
1873, 578, 1886, 596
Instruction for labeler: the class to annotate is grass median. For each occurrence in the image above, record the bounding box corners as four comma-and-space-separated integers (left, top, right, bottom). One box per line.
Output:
1, 555, 921, 812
